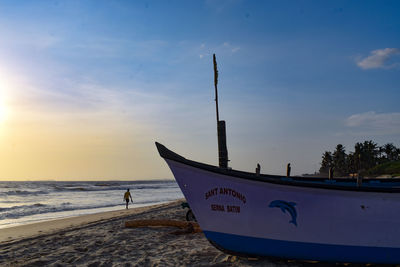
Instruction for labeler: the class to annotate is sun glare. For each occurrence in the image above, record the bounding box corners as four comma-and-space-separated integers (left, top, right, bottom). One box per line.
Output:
0, 86, 8, 124
0, 104, 5, 124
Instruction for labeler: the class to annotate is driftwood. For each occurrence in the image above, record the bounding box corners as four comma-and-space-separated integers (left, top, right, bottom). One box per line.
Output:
125, 219, 202, 234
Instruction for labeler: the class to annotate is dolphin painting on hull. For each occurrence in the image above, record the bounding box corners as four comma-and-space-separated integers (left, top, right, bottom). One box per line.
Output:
269, 200, 298, 226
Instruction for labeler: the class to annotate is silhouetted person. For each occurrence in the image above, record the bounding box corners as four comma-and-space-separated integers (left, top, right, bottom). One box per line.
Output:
124, 189, 133, 209
286, 163, 291, 177
256, 163, 260, 176
329, 167, 334, 180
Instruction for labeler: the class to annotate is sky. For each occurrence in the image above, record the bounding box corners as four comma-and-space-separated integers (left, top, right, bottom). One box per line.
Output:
0, 0, 399, 180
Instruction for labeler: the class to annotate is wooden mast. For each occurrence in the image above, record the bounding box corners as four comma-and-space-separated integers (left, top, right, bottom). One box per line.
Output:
213, 54, 220, 122
213, 54, 228, 168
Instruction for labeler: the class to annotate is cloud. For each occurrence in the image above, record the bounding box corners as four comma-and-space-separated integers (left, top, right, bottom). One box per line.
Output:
198, 42, 240, 59
356, 48, 400, 69
223, 42, 240, 53
345, 111, 400, 135
231, 47, 240, 53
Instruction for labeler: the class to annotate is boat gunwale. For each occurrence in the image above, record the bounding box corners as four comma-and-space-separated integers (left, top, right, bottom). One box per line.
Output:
156, 142, 400, 193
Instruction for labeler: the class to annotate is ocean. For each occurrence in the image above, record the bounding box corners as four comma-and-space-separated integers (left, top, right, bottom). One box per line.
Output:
0, 180, 183, 229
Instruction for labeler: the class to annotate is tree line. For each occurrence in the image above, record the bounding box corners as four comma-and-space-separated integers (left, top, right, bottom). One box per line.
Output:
319, 141, 400, 177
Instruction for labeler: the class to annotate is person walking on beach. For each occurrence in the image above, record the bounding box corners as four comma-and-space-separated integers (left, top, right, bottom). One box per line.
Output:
124, 189, 133, 209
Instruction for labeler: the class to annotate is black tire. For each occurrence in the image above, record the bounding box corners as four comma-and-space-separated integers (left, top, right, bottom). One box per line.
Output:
186, 209, 196, 222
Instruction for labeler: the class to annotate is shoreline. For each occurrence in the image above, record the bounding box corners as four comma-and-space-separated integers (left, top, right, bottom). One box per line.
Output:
0, 180, 183, 232
0, 200, 182, 244
0, 200, 177, 231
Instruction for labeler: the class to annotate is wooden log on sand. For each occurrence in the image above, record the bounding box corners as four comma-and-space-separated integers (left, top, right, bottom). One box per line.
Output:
125, 219, 202, 233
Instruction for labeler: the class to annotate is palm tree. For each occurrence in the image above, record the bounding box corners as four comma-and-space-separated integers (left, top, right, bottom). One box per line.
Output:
320, 151, 333, 175
333, 144, 347, 177
381, 143, 399, 162
346, 152, 358, 175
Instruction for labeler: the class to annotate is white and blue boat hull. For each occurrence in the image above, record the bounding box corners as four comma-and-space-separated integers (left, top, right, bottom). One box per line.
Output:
157, 143, 400, 264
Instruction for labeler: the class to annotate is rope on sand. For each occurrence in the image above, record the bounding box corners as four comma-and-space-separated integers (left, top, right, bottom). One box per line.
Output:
125, 219, 202, 234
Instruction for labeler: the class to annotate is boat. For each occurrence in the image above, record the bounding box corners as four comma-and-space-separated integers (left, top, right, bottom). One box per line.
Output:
155, 55, 400, 264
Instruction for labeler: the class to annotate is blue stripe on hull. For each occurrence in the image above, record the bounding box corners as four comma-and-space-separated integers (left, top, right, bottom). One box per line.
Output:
204, 231, 400, 264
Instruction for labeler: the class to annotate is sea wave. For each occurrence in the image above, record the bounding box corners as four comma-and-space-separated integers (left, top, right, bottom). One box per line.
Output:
0, 202, 121, 220
0, 203, 48, 213
58, 184, 175, 192
0, 183, 176, 195
0, 190, 49, 196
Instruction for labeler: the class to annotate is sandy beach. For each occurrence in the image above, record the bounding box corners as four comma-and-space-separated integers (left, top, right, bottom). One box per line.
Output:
0, 200, 386, 267
0, 199, 302, 267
